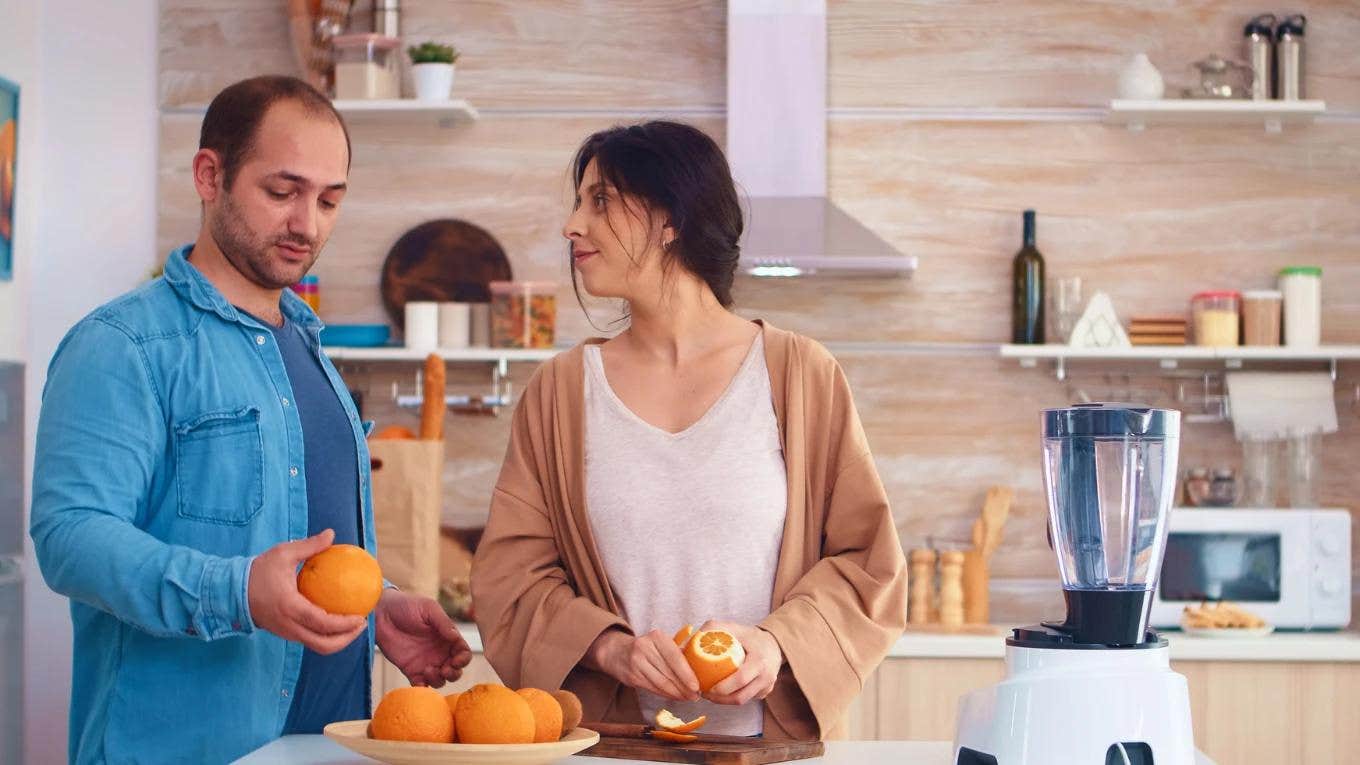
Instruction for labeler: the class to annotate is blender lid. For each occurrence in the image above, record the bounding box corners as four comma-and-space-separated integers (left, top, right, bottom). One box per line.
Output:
1043, 402, 1180, 438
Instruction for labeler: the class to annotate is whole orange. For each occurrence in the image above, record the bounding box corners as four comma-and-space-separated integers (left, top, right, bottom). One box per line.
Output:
296, 544, 383, 617
682, 629, 745, 693
454, 683, 536, 744
371, 686, 455, 743
516, 688, 564, 743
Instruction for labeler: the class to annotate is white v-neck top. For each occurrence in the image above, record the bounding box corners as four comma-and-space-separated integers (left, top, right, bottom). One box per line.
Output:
583, 335, 788, 735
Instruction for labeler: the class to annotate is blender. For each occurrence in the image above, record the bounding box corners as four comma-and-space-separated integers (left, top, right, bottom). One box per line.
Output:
953, 403, 1196, 764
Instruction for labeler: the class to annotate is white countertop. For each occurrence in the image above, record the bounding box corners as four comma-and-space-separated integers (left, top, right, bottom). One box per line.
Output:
891, 627, 1360, 662
452, 623, 1360, 663
234, 738, 1216, 765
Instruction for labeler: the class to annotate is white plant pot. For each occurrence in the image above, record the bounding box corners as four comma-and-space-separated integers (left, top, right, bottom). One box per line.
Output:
411, 63, 455, 101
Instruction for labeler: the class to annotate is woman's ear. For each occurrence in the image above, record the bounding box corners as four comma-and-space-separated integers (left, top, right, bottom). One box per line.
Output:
660, 221, 678, 250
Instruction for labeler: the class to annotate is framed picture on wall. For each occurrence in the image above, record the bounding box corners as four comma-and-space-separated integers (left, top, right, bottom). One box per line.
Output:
0, 77, 17, 281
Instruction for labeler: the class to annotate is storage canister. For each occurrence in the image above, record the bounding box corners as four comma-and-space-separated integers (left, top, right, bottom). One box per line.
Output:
1278, 266, 1321, 347
1241, 289, 1282, 346
489, 281, 558, 349
332, 34, 401, 99
1191, 291, 1240, 347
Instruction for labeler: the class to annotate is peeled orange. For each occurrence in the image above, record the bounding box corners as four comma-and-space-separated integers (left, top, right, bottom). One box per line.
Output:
296, 544, 383, 617
682, 629, 744, 693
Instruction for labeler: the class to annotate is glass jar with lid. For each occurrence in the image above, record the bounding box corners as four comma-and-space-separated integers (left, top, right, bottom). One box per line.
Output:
332, 33, 401, 100
1191, 290, 1240, 347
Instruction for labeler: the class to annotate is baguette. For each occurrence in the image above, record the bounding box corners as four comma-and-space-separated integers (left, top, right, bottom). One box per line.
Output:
420, 353, 446, 440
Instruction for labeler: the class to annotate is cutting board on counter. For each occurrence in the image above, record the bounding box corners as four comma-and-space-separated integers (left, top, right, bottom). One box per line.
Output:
582, 730, 823, 765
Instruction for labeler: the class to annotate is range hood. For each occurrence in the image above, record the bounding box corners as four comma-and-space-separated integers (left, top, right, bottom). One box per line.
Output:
727, 0, 916, 277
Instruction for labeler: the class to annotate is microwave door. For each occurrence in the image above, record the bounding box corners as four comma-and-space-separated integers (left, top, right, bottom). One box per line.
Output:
1159, 531, 1284, 604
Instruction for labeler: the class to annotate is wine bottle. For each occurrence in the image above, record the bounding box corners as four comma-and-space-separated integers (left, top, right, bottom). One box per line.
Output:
1012, 209, 1046, 344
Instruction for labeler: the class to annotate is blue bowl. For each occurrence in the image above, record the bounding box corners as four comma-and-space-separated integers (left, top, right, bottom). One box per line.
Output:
320, 324, 392, 347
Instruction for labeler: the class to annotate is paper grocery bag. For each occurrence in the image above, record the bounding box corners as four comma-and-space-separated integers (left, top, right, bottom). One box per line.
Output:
368, 439, 444, 598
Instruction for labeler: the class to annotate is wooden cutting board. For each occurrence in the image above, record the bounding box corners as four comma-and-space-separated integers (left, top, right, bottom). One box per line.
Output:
582, 735, 824, 765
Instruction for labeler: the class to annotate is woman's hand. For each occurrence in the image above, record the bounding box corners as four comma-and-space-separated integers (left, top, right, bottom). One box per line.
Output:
698, 621, 784, 705
585, 628, 700, 702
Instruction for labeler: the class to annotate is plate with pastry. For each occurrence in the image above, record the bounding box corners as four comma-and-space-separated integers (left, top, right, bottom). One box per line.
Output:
1179, 601, 1274, 637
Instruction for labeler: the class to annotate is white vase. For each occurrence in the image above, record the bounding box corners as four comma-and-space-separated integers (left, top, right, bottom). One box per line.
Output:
1117, 53, 1165, 100
411, 63, 455, 101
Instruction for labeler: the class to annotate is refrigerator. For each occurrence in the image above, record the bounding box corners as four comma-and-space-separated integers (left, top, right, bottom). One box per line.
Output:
1, 360, 23, 765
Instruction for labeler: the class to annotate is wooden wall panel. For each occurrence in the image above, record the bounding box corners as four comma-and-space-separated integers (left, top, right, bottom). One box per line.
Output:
831, 0, 1360, 109
156, 2, 1360, 610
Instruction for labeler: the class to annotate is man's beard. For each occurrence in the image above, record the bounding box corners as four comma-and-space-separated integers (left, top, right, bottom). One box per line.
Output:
210, 189, 321, 290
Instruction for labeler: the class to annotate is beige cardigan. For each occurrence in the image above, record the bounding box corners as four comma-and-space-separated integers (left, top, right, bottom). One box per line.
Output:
471, 321, 908, 740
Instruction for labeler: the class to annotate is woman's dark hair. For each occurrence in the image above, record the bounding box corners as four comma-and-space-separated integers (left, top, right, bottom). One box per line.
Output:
199, 75, 351, 190
570, 121, 743, 308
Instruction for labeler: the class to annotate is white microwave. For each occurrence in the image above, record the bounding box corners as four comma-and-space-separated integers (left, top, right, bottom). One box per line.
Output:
1150, 508, 1351, 630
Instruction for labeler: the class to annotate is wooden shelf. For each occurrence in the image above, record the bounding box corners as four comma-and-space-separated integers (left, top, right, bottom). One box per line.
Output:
330, 98, 478, 126
324, 341, 1000, 364
1001, 344, 1360, 361
1106, 99, 1326, 133
1002, 343, 1360, 380
323, 346, 555, 363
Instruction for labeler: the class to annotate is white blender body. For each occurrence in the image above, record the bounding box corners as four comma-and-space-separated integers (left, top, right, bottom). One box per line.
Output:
953, 404, 1196, 765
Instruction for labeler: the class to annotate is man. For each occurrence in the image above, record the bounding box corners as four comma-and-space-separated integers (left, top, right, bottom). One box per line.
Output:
30, 75, 471, 763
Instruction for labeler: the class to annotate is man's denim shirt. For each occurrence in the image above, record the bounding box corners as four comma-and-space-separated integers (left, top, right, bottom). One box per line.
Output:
30, 244, 378, 764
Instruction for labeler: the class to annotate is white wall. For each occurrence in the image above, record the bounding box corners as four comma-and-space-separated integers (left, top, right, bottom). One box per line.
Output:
17, 3, 159, 764
0, 0, 39, 365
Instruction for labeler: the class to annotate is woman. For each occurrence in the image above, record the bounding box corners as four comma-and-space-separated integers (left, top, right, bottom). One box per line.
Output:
471, 121, 906, 740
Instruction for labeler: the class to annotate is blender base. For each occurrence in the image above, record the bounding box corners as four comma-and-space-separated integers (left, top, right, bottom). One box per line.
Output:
952, 639, 1195, 764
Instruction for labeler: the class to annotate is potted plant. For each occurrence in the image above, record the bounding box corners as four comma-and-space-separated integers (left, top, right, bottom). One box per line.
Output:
408, 41, 459, 101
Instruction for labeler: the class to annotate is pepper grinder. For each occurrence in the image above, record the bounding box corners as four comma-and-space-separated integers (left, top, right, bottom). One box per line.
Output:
908, 548, 936, 625
938, 550, 965, 628
1276, 15, 1306, 100
1244, 14, 1276, 100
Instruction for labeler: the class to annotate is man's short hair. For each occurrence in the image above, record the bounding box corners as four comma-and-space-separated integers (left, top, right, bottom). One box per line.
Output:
199, 75, 351, 190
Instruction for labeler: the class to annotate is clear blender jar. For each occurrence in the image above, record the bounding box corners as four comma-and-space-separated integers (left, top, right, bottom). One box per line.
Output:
1041, 403, 1181, 646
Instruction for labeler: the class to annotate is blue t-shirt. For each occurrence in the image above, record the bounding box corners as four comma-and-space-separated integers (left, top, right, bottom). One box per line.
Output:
246, 310, 367, 734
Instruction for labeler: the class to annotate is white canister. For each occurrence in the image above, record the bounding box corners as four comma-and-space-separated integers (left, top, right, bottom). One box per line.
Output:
469, 303, 491, 347
404, 301, 439, 351
437, 302, 471, 348
1279, 266, 1322, 347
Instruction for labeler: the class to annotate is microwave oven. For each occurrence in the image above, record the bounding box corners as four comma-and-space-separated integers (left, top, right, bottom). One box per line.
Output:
1150, 508, 1351, 630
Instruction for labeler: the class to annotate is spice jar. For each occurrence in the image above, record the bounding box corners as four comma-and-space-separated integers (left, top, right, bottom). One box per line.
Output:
1183, 467, 1212, 507
1207, 468, 1239, 507
489, 281, 557, 349
1191, 291, 1240, 347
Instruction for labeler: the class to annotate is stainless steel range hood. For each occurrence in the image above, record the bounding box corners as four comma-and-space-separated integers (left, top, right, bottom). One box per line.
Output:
727, 0, 916, 277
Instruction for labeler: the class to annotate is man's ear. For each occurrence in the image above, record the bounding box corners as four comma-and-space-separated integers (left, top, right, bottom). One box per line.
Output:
191, 148, 225, 204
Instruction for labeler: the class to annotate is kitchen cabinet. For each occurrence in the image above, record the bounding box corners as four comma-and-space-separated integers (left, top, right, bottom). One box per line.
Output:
865, 655, 1360, 764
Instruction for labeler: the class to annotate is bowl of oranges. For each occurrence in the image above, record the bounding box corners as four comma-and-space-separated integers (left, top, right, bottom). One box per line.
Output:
324, 684, 595, 765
